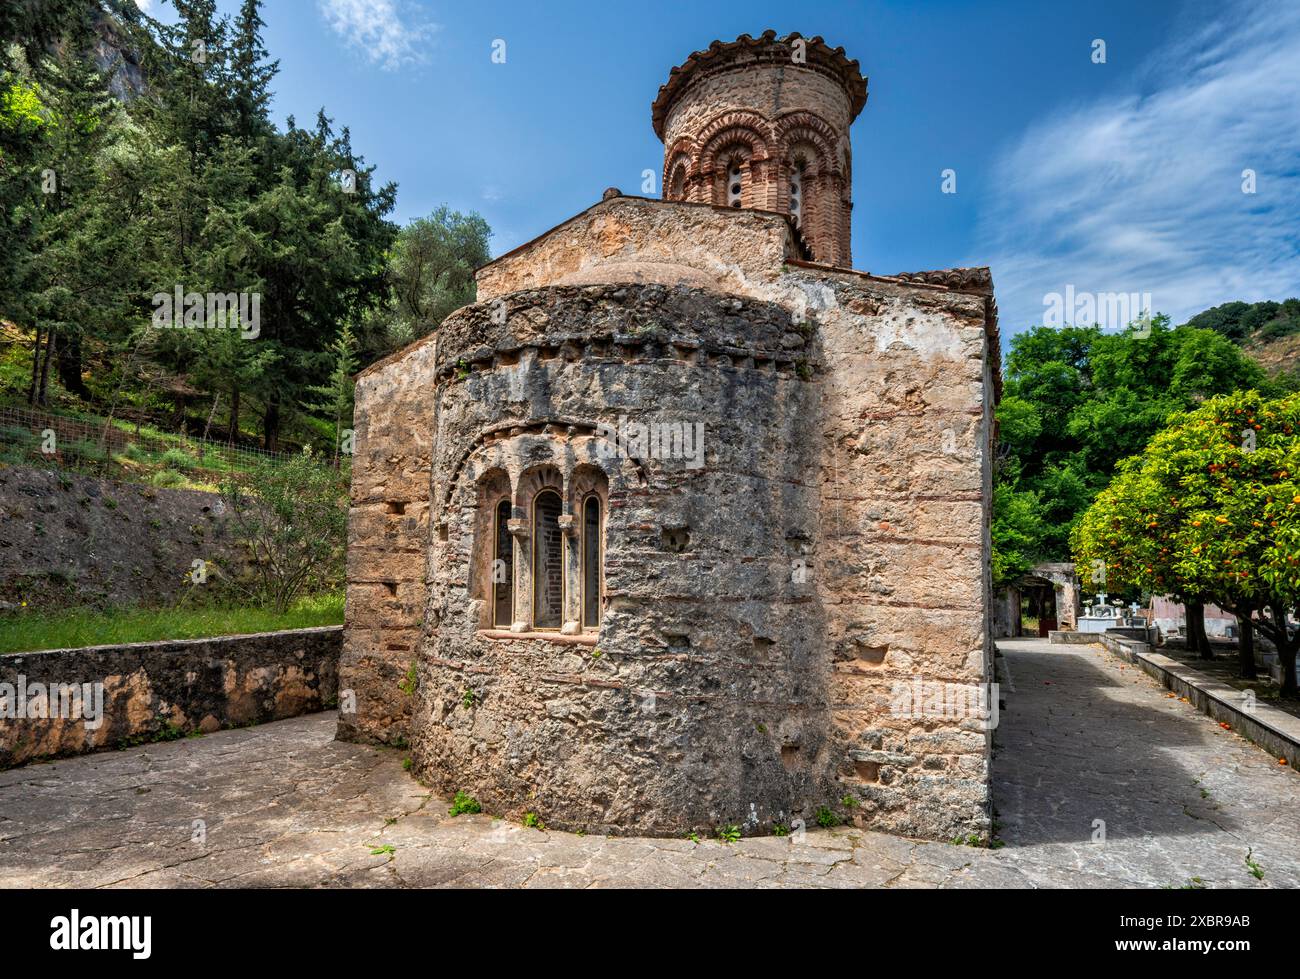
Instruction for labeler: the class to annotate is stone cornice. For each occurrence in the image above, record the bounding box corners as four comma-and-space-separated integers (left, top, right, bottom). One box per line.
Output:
652, 30, 868, 140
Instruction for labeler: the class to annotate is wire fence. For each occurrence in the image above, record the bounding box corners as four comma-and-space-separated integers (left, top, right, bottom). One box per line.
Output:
0, 404, 305, 485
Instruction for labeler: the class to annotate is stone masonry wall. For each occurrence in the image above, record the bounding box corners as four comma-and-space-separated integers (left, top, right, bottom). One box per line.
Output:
476, 196, 800, 302
413, 283, 829, 837
0, 626, 340, 768
345, 196, 998, 841
783, 265, 996, 839
337, 338, 437, 746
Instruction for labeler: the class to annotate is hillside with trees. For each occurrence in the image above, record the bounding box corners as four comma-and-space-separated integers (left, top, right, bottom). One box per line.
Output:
0, 0, 490, 458
1186, 298, 1300, 386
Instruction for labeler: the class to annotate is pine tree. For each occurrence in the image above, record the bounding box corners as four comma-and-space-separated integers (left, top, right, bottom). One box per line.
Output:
229, 0, 277, 143
306, 323, 359, 465
19, 7, 136, 405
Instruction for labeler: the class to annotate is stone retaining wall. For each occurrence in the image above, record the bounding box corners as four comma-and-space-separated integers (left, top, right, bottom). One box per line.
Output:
0, 626, 340, 768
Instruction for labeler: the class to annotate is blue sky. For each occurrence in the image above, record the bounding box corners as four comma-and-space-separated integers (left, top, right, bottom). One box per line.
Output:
140, 0, 1300, 342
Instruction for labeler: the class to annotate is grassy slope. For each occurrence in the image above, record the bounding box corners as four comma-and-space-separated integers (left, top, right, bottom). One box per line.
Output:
0, 592, 344, 654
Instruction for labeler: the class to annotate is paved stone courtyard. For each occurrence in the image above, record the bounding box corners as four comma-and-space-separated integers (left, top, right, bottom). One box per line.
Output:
1, 638, 1297, 888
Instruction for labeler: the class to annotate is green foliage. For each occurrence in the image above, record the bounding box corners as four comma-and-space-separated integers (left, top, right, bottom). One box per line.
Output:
991, 484, 1046, 586
715, 824, 741, 844
159, 447, 196, 471
461, 687, 477, 708
398, 661, 417, 695
220, 449, 348, 610
950, 833, 994, 848
150, 468, 187, 488
64, 437, 108, 462
304, 322, 358, 463
0, 2, 490, 457
996, 316, 1273, 568
815, 806, 840, 828
155, 720, 186, 742
1073, 391, 1300, 601
369, 207, 491, 352
0, 591, 343, 653
448, 791, 481, 817
1073, 391, 1300, 693
994, 395, 1042, 455
1186, 299, 1300, 344
1245, 849, 1264, 880
522, 812, 544, 830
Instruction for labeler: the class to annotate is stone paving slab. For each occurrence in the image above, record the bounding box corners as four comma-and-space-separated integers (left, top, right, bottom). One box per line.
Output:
993, 638, 1300, 889
1, 637, 1297, 888
1099, 635, 1300, 767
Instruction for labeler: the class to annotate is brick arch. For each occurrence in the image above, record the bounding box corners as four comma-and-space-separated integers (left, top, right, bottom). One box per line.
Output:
694, 110, 774, 171
783, 139, 830, 182
698, 115, 772, 208
438, 420, 648, 532
473, 467, 513, 629
773, 111, 840, 175
663, 136, 695, 173
570, 463, 609, 632
664, 134, 696, 161
475, 465, 511, 495
661, 135, 696, 201
772, 111, 851, 265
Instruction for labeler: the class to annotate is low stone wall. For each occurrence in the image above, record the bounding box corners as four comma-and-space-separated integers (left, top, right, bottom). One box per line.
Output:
0, 626, 340, 768
1047, 631, 1096, 644
1051, 626, 1156, 644
1098, 633, 1300, 770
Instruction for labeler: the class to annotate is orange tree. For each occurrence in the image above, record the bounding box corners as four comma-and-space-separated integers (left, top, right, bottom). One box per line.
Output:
1071, 459, 1213, 648
1073, 391, 1300, 694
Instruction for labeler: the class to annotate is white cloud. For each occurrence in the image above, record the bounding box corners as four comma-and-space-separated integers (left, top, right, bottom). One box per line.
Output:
318, 0, 438, 71
978, 0, 1300, 336
133, 0, 152, 10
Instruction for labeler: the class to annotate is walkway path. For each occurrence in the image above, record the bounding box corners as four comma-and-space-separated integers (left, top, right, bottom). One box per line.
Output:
992, 637, 1300, 887
1, 638, 1295, 888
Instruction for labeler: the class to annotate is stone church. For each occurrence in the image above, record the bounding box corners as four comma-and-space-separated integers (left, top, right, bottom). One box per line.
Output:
340, 31, 1000, 842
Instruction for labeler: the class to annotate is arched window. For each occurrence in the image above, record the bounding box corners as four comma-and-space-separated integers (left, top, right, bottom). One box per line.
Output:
727, 161, 744, 207
581, 495, 602, 629
789, 162, 804, 226
668, 161, 687, 201
532, 490, 564, 629
492, 499, 513, 627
